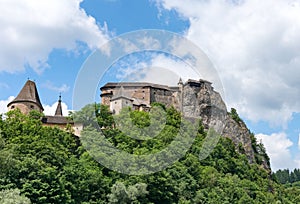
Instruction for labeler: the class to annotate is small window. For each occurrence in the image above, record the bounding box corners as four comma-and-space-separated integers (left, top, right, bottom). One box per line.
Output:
115, 101, 117, 104
30, 105, 34, 109
11, 105, 15, 109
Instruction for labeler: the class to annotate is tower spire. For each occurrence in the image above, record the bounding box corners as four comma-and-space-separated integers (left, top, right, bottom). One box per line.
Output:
178, 77, 183, 85
54, 94, 63, 116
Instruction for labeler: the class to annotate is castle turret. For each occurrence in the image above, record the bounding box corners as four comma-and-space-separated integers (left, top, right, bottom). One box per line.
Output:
7, 80, 44, 114
55, 94, 63, 116
178, 78, 183, 112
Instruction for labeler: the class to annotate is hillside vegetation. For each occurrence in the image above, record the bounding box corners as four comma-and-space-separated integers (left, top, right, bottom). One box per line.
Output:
0, 105, 299, 203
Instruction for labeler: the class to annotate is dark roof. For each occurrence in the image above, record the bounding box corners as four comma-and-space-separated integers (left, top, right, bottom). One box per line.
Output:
7, 80, 44, 110
55, 95, 63, 116
42, 116, 73, 125
110, 96, 134, 101
187, 79, 212, 85
178, 77, 183, 84
100, 82, 172, 91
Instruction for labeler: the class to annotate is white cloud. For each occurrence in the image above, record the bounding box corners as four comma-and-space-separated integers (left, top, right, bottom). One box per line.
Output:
256, 132, 298, 171
0, 96, 14, 115
0, 0, 109, 73
0, 96, 69, 117
156, 0, 300, 126
113, 52, 200, 86
43, 101, 69, 116
144, 54, 199, 85
42, 81, 70, 93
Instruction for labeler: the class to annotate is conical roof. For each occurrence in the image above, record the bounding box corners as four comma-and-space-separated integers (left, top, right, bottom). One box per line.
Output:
54, 95, 63, 116
7, 80, 44, 111
178, 77, 183, 85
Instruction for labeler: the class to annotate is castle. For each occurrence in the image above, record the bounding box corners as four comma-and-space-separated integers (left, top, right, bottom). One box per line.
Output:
100, 78, 271, 169
7, 80, 82, 136
100, 78, 214, 116
7, 78, 270, 169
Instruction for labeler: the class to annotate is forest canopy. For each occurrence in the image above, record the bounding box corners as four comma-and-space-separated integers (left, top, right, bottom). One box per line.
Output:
0, 105, 299, 203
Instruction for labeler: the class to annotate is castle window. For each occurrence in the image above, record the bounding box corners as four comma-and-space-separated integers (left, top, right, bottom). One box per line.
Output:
30, 105, 34, 109
115, 101, 117, 104
11, 105, 15, 109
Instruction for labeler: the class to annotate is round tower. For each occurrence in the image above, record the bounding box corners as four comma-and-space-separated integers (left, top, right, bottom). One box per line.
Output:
7, 80, 44, 114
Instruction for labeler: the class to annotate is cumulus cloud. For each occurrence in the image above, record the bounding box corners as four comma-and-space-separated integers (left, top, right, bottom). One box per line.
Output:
113, 52, 201, 86
0, 0, 109, 73
256, 132, 298, 171
43, 101, 69, 116
149, 54, 198, 84
42, 81, 70, 93
0, 96, 69, 117
156, 0, 300, 126
0, 96, 14, 115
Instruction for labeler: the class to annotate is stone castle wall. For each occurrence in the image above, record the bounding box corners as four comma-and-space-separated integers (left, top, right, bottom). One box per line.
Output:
150, 87, 177, 107
101, 86, 151, 106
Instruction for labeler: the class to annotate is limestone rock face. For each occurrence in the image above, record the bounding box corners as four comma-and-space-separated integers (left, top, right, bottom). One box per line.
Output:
180, 80, 270, 170
222, 117, 255, 163
182, 81, 227, 130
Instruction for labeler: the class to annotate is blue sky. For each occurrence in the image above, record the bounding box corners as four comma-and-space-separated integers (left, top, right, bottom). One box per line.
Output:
0, 0, 300, 171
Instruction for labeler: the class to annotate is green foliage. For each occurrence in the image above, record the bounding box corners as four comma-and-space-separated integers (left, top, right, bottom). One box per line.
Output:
0, 188, 31, 204
108, 182, 148, 204
94, 104, 115, 129
0, 107, 297, 203
71, 103, 99, 128
274, 169, 300, 184
229, 108, 243, 124
229, 108, 270, 168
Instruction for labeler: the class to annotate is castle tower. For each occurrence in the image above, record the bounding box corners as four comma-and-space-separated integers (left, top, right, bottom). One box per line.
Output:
55, 94, 63, 116
178, 78, 184, 113
7, 80, 44, 114
110, 86, 133, 114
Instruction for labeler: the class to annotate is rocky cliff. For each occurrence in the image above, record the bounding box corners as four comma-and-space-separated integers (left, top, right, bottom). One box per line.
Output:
180, 79, 270, 171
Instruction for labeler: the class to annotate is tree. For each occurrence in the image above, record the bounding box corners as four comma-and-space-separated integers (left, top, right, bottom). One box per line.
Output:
0, 189, 31, 204
0, 106, 299, 203
108, 182, 148, 204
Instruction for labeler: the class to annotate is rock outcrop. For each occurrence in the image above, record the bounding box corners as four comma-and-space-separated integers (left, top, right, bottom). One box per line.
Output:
180, 79, 270, 170
100, 79, 271, 170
